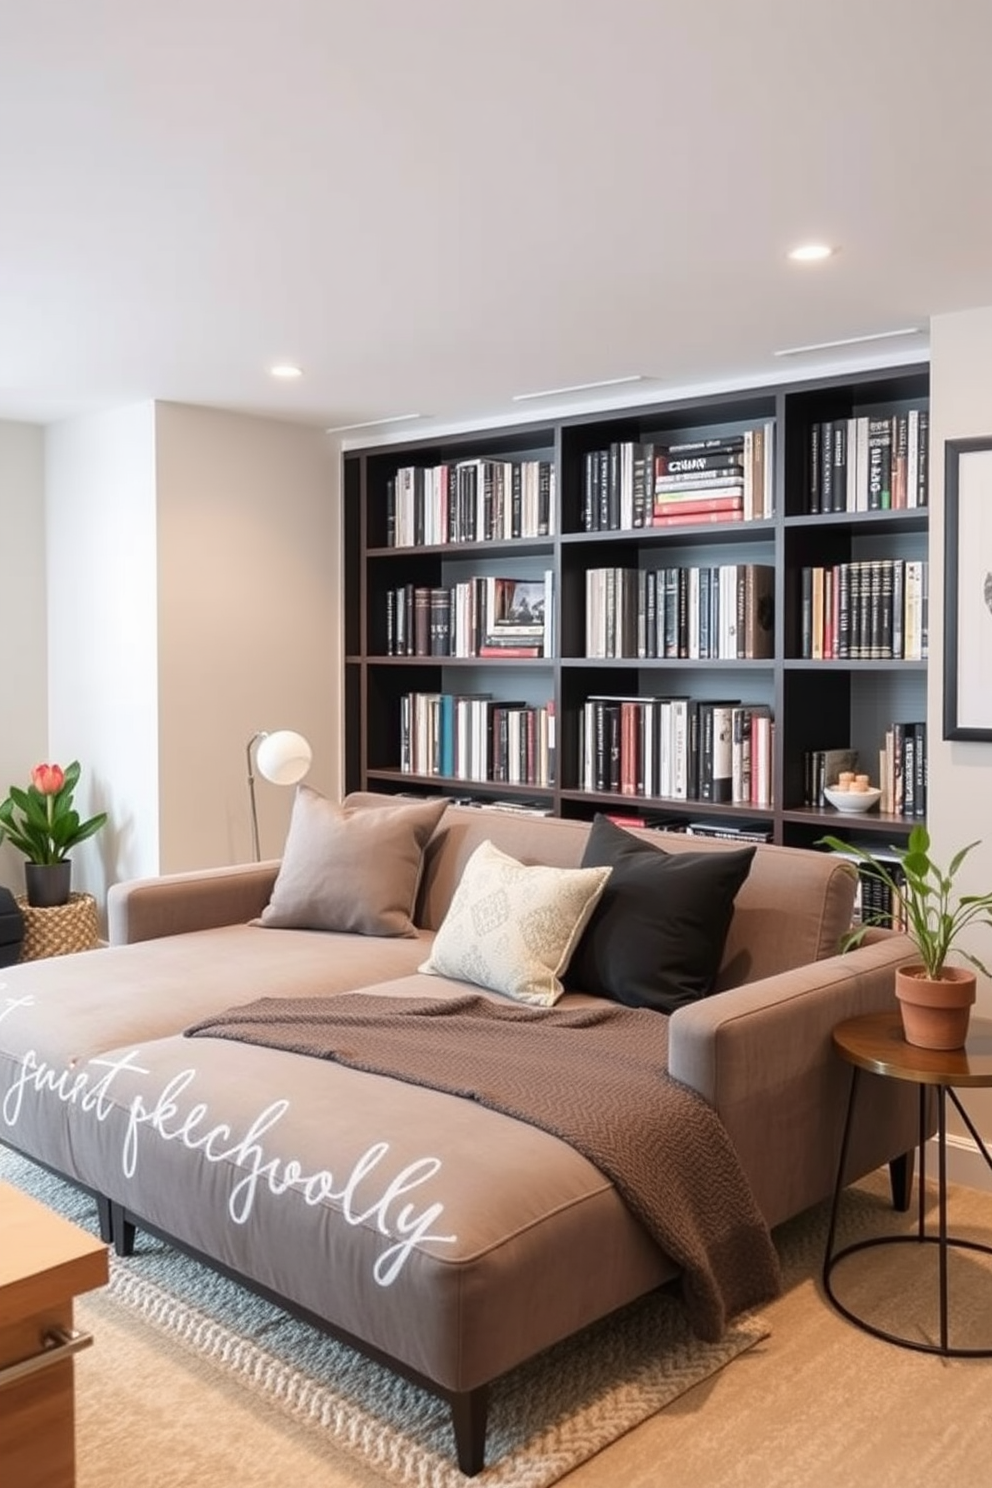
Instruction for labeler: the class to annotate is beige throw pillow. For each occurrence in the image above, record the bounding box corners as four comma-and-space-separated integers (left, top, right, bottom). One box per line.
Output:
260, 788, 449, 937
419, 839, 612, 1006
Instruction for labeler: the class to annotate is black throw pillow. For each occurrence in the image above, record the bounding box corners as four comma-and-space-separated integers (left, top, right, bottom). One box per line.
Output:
566, 814, 756, 1014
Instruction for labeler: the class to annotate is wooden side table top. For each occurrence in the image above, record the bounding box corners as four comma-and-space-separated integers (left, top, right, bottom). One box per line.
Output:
0, 1179, 109, 1488
833, 1010, 992, 1088
0, 1180, 108, 1318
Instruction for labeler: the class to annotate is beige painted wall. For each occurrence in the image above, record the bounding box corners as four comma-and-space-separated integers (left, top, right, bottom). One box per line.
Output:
928, 307, 992, 1179
154, 403, 340, 870
40, 402, 341, 891
0, 422, 47, 897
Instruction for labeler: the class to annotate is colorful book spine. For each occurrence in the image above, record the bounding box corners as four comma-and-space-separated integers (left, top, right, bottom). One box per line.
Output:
651, 507, 744, 528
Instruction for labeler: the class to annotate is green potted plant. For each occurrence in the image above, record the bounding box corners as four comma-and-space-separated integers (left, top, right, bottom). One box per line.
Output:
818, 823, 992, 1050
0, 760, 108, 908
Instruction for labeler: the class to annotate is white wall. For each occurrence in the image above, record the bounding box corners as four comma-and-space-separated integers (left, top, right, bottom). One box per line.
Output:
0, 422, 47, 896
43, 402, 341, 883
154, 403, 339, 870
45, 404, 160, 898
928, 306, 992, 1180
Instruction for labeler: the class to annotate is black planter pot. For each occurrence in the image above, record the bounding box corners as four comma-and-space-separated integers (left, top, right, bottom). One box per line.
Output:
24, 861, 72, 908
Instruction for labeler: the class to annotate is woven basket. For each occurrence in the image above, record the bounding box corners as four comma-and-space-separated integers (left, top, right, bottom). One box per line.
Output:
16, 892, 100, 961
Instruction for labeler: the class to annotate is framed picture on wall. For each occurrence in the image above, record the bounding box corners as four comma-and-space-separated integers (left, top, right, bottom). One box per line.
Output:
943, 435, 992, 741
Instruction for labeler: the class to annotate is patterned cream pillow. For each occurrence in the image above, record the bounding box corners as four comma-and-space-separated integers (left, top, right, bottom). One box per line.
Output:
419, 839, 612, 1006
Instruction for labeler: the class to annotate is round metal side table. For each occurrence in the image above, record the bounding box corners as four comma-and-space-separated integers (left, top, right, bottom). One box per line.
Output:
824, 1009, 992, 1357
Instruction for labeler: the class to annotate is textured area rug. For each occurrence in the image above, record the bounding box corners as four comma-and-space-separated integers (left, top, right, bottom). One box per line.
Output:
0, 1146, 768, 1488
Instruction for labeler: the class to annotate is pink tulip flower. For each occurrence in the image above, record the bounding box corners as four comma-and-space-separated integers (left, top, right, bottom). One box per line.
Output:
31, 763, 65, 795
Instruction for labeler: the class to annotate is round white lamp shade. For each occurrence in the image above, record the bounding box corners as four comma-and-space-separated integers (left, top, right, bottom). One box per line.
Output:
255, 730, 312, 786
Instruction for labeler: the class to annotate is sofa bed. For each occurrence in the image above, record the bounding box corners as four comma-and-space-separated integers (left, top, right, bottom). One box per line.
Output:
0, 791, 920, 1472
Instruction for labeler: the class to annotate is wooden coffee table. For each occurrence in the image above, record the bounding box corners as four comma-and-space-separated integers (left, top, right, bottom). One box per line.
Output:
0, 1178, 109, 1487
824, 1010, 992, 1356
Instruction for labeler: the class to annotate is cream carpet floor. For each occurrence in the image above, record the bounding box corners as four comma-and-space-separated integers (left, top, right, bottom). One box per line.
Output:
6, 1148, 991, 1488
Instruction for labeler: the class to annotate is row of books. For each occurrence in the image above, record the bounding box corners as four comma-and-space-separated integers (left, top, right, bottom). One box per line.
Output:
806, 408, 929, 514
585, 563, 774, 661
381, 409, 925, 543
385, 573, 554, 658
828, 847, 909, 931
803, 747, 860, 809
879, 722, 927, 819
804, 724, 927, 819
451, 804, 770, 837
581, 428, 775, 532
445, 795, 553, 817
856, 867, 908, 931
399, 693, 555, 787
799, 559, 928, 661
603, 812, 773, 842
683, 818, 772, 842
577, 696, 773, 806
385, 458, 555, 547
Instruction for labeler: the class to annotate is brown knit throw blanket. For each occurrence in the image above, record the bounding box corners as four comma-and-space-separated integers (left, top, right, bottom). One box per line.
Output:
185, 992, 781, 1340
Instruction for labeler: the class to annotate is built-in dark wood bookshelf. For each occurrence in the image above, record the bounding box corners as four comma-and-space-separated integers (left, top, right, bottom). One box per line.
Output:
342, 364, 930, 847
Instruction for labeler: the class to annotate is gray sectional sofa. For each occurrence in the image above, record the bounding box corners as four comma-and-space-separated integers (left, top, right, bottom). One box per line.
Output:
0, 795, 920, 1472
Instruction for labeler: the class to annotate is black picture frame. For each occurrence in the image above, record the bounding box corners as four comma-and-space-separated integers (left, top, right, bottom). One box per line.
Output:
943, 435, 992, 741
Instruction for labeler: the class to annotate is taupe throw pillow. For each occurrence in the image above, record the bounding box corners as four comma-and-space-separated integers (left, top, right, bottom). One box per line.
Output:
419, 839, 612, 1006
259, 788, 449, 937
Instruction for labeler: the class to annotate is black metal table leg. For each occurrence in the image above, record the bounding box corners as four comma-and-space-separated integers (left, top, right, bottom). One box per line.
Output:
822, 1065, 860, 1288
937, 1085, 948, 1351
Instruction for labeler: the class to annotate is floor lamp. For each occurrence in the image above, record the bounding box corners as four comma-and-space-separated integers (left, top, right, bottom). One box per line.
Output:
246, 729, 312, 860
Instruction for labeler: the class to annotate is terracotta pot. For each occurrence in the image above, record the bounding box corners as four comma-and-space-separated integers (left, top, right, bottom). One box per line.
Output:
24, 861, 72, 909
895, 964, 977, 1050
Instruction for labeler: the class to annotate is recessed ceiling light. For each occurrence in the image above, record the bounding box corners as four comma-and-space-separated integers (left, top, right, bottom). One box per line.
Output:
324, 413, 424, 434
270, 363, 303, 379
512, 374, 647, 402
774, 326, 925, 357
787, 244, 836, 263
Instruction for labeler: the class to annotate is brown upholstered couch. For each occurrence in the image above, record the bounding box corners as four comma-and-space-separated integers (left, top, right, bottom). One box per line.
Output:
0, 801, 919, 1472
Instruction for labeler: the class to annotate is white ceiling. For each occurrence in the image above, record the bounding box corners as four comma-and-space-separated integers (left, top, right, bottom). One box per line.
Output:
2, 1, 991, 441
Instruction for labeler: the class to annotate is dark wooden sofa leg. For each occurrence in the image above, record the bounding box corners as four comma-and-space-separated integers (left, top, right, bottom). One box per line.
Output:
110, 1200, 137, 1256
450, 1385, 489, 1476
889, 1150, 915, 1212
95, 1194, 113, 1244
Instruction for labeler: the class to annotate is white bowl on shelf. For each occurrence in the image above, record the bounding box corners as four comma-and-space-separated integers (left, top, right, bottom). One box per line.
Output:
823, 786, 883, 814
